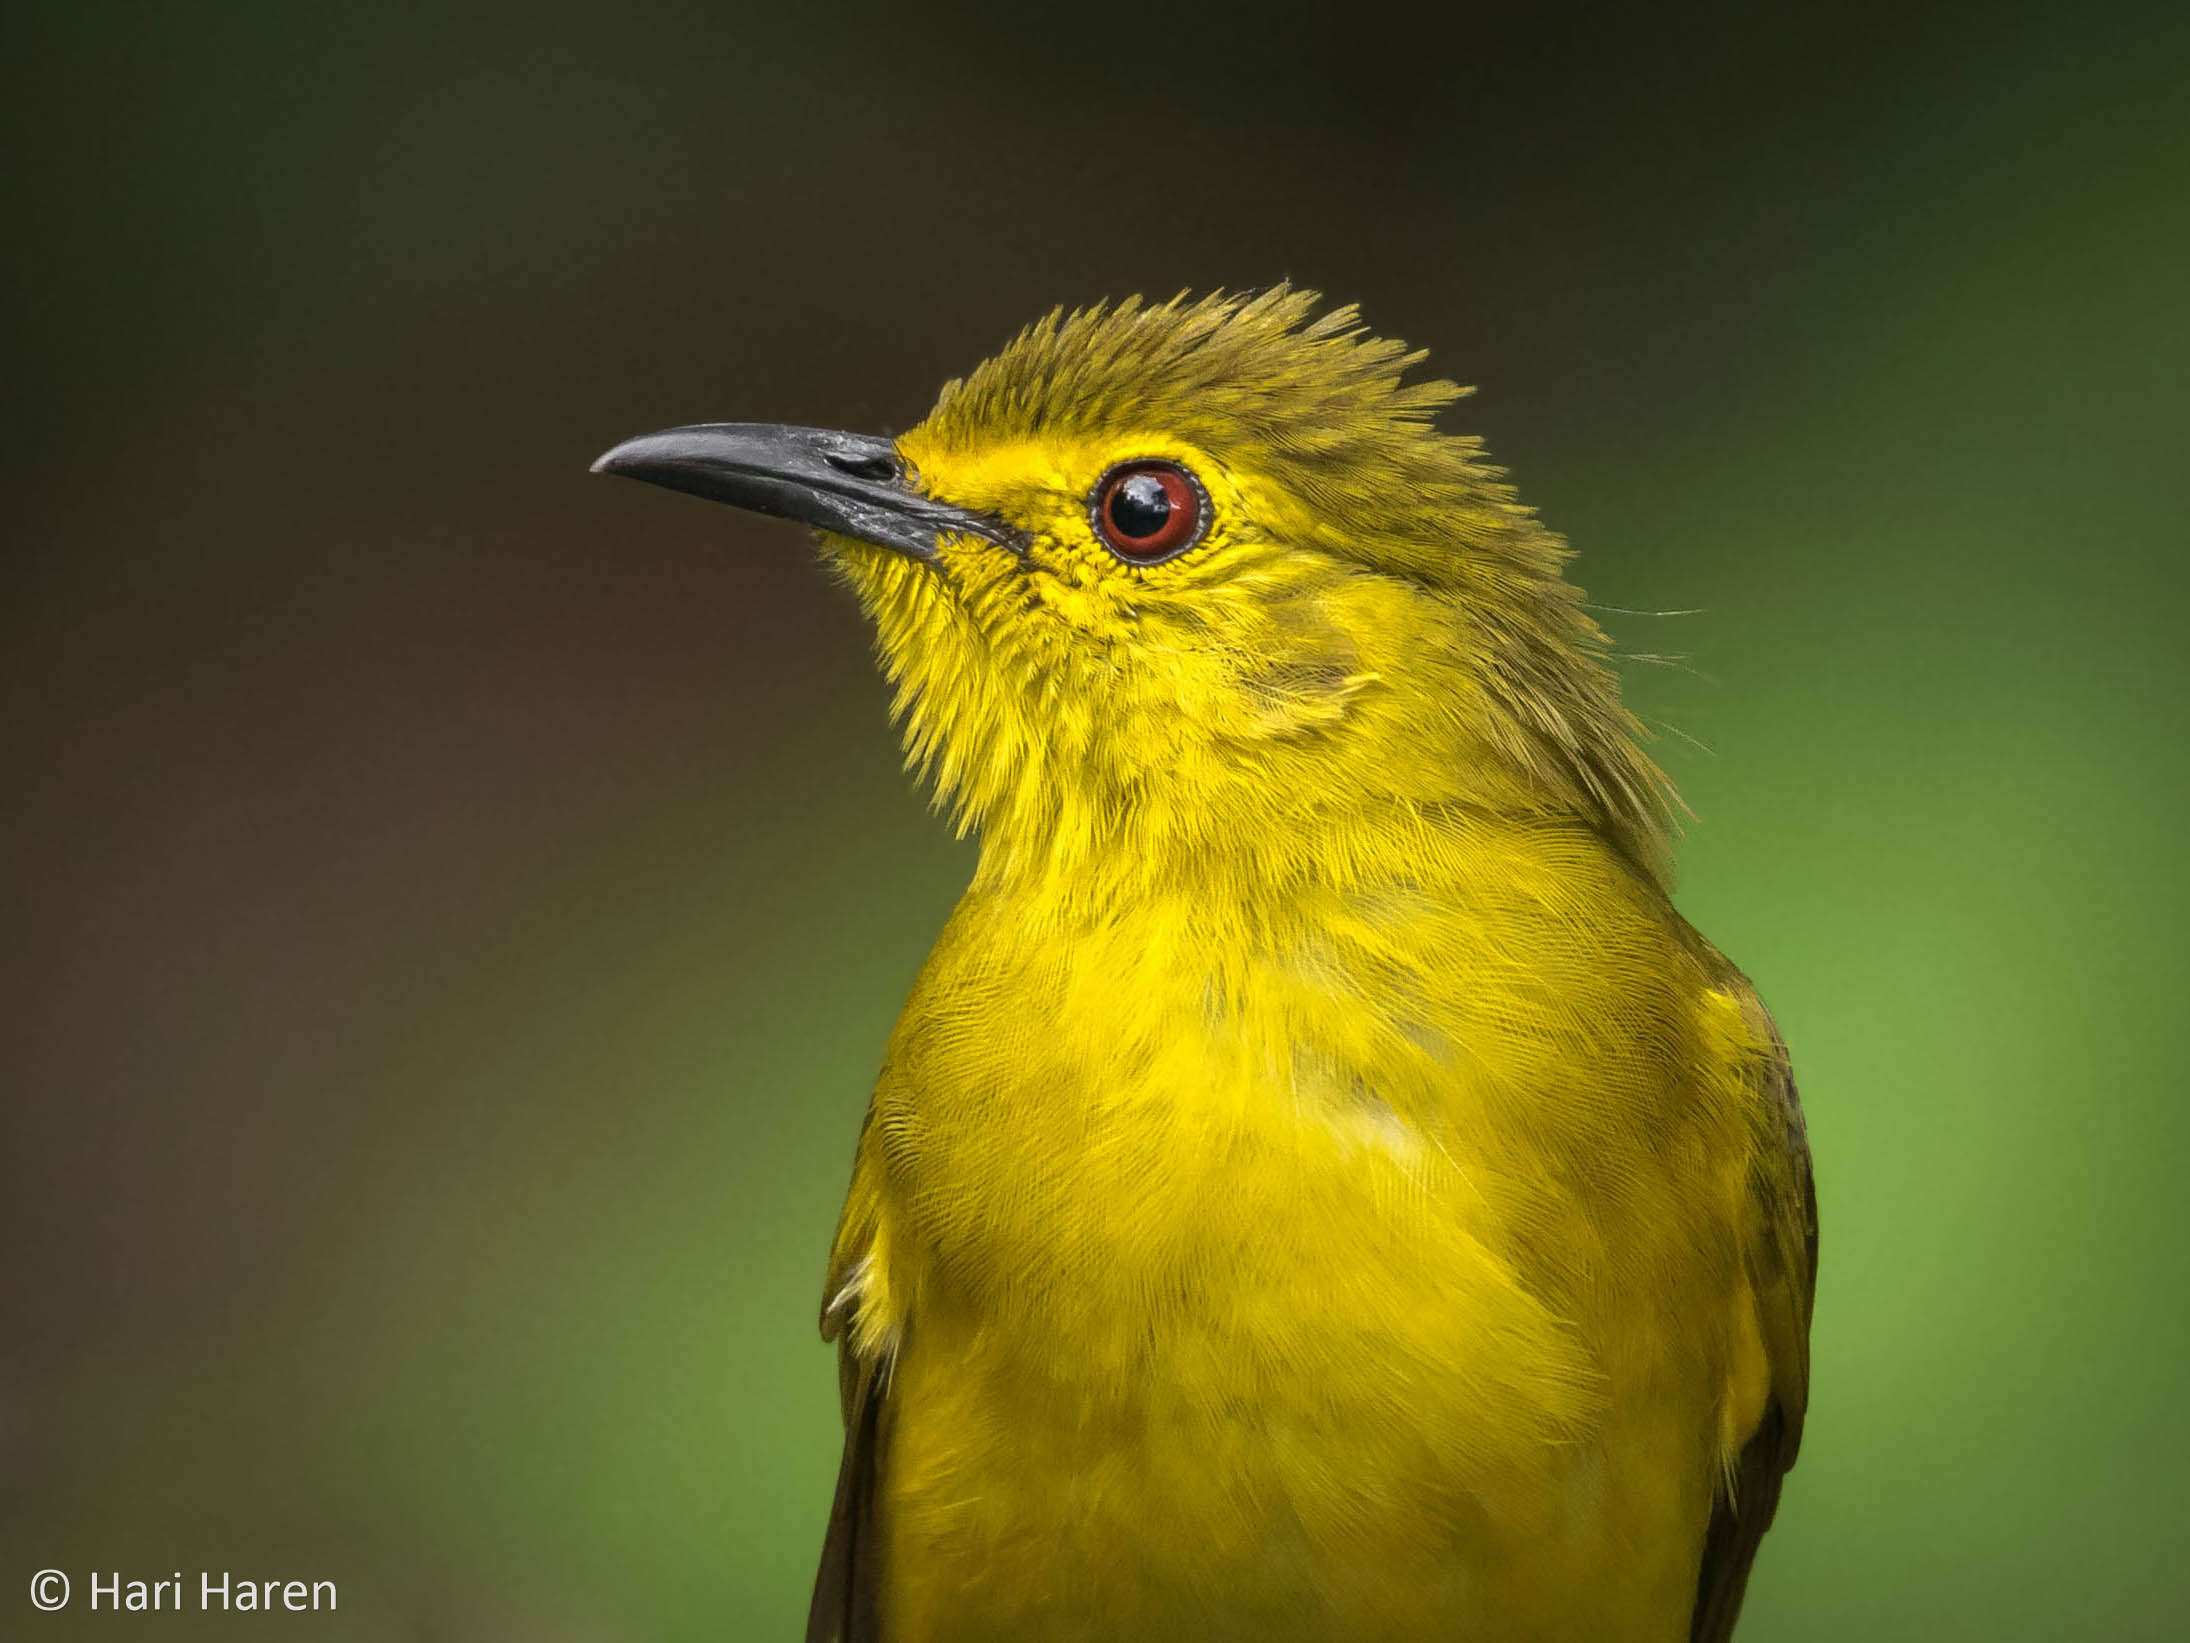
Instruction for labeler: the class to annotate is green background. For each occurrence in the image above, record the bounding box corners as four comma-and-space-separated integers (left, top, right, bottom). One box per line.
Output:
5, 3, 2186, 1637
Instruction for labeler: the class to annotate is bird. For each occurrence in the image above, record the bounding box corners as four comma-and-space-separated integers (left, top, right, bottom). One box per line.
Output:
592, 287, 1816, 1643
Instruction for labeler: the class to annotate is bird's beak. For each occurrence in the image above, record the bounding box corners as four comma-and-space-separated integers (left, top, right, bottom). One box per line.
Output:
590, 422, 1019, 562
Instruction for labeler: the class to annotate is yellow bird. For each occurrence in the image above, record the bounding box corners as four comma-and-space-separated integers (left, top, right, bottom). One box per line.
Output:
594, 288, 1816, 1643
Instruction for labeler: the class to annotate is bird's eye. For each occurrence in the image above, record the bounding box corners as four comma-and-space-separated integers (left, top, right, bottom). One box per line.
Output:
1090, 461, 1207, 564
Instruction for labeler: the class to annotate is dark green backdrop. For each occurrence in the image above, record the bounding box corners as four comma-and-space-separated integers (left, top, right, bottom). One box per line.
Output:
6, 4, 2186, 1638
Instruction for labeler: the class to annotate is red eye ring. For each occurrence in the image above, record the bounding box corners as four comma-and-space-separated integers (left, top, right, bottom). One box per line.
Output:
1089, 460, 1209, 564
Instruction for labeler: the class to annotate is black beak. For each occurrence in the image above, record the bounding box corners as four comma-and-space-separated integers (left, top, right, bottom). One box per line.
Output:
590, 422, 1018, 561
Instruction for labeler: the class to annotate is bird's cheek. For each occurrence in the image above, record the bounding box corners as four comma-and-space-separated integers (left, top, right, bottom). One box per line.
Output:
1022, 566, 1140, 642
1235, 658, 1371, 739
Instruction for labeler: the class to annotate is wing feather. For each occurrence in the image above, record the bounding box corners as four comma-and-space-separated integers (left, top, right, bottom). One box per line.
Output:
805, 1358, 883, 1643
808, 1143, 892, 1643
1691, 1011, 1818, 1643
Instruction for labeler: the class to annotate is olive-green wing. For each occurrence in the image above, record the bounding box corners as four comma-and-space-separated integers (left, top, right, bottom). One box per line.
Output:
1691, 1018, 1818, 1643
807, 1158, 891, 1643
805, 1351, 883, 1643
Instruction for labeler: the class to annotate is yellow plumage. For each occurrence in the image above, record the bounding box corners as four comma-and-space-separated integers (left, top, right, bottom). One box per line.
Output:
601, 287, 1816, 1642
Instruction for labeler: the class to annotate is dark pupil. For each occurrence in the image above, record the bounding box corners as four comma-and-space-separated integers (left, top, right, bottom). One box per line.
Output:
1109, 473, 1173, 539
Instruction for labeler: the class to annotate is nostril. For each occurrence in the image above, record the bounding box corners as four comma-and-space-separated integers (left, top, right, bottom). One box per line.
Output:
824, 450, 901, 483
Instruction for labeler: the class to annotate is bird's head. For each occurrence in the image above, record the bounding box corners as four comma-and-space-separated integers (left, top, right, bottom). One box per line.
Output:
596, 289, 1674, 891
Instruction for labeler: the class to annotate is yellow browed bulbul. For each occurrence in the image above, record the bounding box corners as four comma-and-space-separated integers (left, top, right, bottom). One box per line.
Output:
594, 288, 1816, 1643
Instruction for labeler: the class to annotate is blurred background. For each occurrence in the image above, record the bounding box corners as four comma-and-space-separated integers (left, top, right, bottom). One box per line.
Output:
4, 2, 2186, 1637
